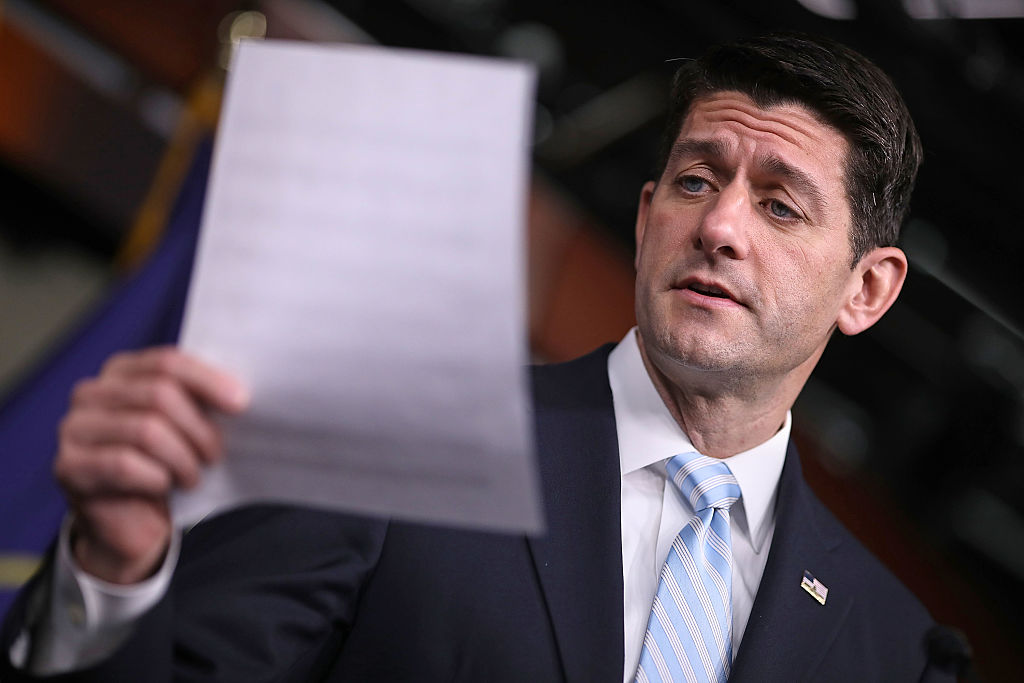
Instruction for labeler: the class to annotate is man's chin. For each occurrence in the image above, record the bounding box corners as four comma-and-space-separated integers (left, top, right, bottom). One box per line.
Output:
663, 349, 739, 375
647, 332, 744, 375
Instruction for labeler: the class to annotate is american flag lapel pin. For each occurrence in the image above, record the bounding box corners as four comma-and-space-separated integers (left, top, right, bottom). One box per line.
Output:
800, 570, 828, 605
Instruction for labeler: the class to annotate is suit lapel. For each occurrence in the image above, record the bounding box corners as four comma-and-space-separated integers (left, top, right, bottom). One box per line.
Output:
730, 443, 853, 682
526, 348, 625, 683
521, 350, 855, 682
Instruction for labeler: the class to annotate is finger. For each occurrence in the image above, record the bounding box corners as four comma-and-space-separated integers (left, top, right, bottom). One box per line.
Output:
55, 442, 174, 498
61, 409, 202, 489
71, 376, 224, 463
103, 347, 249, 414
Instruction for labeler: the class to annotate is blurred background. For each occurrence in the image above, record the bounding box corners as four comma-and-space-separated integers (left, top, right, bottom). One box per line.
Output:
1, 0, 1022, 678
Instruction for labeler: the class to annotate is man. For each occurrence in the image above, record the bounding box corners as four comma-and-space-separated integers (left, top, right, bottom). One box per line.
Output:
2, 32, 950, 681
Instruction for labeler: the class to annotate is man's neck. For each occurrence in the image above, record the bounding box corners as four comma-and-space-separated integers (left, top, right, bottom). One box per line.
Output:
636, 332, 814, 459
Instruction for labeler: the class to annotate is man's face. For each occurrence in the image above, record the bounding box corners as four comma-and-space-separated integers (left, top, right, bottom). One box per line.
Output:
634, 91, 864, 386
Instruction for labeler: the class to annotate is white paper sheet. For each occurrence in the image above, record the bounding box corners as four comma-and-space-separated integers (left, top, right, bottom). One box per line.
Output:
173, 40, 541, 534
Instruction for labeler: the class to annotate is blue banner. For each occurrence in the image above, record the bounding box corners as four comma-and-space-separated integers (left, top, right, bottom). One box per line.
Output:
0, 140, 211, 618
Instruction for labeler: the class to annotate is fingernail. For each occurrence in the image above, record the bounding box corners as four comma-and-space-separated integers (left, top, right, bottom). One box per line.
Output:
227, 379, 250, 410
232, 383, 250, 410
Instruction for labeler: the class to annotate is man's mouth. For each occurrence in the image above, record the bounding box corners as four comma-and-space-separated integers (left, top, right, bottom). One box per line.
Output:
673, 277, 744, 307
687, 282, 731, 299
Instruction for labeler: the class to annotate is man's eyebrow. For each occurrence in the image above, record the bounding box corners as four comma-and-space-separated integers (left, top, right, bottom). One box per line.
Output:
667, 139, 830, 214
666, 138, 730, 169
756, 153, 827, 213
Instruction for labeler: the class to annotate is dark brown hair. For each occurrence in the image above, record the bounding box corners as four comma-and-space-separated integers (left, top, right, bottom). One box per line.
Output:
656, 32, 922, 264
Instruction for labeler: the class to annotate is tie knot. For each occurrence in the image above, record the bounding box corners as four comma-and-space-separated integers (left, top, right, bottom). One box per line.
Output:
666, 452, 740, 512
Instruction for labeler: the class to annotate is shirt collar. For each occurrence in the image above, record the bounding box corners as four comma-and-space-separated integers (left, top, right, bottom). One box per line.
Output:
607, 327, 790, 552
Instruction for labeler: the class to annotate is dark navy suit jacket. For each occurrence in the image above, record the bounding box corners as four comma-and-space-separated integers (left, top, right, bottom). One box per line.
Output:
1, 346, 950, 681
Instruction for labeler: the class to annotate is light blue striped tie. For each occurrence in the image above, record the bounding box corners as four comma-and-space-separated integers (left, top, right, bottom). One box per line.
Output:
635, 452, 741, 683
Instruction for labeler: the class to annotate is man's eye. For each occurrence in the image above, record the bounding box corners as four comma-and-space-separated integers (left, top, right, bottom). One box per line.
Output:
679, 176, 707, 193
767, 199, 796, 219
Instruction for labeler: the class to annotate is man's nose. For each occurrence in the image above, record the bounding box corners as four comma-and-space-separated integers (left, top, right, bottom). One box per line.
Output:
693, 183, 750, 260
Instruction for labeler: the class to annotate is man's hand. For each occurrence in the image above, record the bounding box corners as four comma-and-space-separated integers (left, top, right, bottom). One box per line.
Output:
54, 347, 248, 585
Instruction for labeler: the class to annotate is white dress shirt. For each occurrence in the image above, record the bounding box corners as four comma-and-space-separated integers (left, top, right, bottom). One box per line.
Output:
609, 328, 789, 682
17, 328, 790, 678
10, 517, 182, 674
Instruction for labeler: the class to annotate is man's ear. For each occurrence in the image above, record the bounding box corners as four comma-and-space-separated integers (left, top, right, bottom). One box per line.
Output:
836, 246, 908, 336
634, 181, 657, 270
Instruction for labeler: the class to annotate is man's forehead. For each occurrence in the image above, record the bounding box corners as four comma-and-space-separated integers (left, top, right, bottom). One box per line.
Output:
677, 91, 849, 159
667, 92, 850, 186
